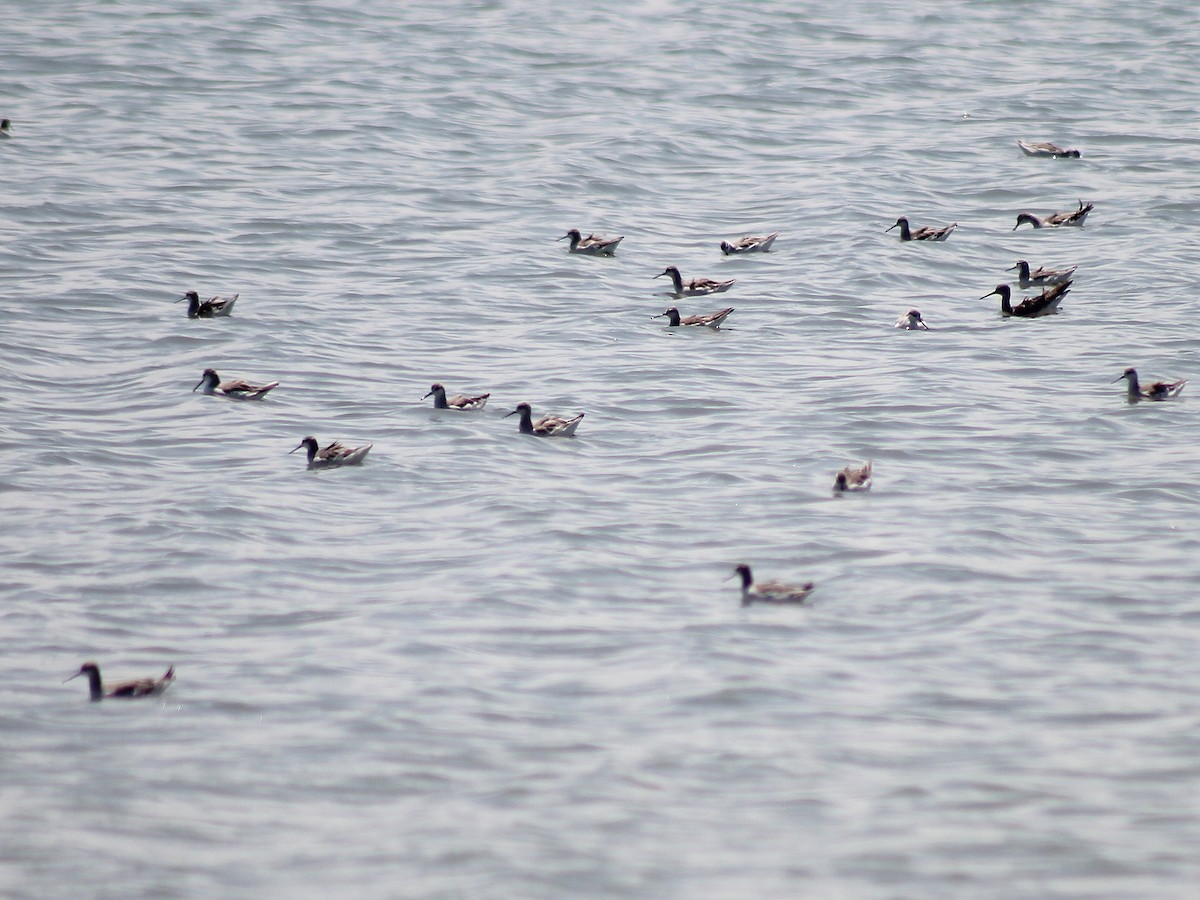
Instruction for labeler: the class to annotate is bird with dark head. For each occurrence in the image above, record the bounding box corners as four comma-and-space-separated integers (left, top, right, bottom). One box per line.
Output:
65, 662, 175, 702
727, 563, 815, 606
980, 282, 1070, 318
557, 229, 623, 256
503, 402, 585, 437
886, 217, 956, 242
193, 368, 278, 399
653, 306, 734, 329
289, 436, 372, 468
422, 383, 490, 410
895, 308, 930, 330
653, 266, 735, 298
1112, 368, 1187, 402
175, 290, 238, 319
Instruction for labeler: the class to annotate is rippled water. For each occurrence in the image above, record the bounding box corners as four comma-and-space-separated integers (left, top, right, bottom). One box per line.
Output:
4, 1, 1200, 896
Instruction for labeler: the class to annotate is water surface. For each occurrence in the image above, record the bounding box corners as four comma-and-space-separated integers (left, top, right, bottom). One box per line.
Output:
3, 1, 1200, 896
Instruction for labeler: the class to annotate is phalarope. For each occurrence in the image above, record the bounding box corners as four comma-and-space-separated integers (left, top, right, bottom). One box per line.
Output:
886, 217, 957, 242
895, 309, 930, 330
423, 383, 490, 410
653, 306, 734, 329
504, 402, 584, 437
654, 266, 735, 298
1017, 140, 1082, 159
1013, 200, 1093, 230
981, 282, 1070, 318
193, 368, 279, 400
720, 232, 779, 255
728, 563, 814, 606
65, 662, 175, 702
1112, 368, 1187, 402
1009, 260, 1077, 288
290, 436, 372, 469
834, 461, 873, 493
558, 229, 623, 256
176, 290, 238, 318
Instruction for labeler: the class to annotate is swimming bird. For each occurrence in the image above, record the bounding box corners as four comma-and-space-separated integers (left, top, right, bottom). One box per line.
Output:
1112, 368, 1187, 402
728, 563, 814, 606
834, 461, 873, 493
290, 436, 372, 469
423, 383, 490, 410
1017, 140, 1081, 158
65, 662, 175, 702
193, 368, 279, 400
720, 232, 779, 254
981, 282, 1070, 318
504, 402, 584, 437
557, 229, 623, 256
886, 217, 957, 242
653, 306, 734, 329
0, 118, 11, 138
895, 309, 930, 330
176, 290, 238, 318
654, 266, 735, 298
1013, 200, 1093, 230
1009, 260, 1077, 288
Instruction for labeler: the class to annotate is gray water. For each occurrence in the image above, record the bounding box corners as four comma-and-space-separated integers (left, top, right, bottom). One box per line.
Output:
3, 1, 1200, 897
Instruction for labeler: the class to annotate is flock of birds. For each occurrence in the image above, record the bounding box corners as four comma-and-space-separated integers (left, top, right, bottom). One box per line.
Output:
55, 135, 1188, 698
888, 196, 1090, 330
